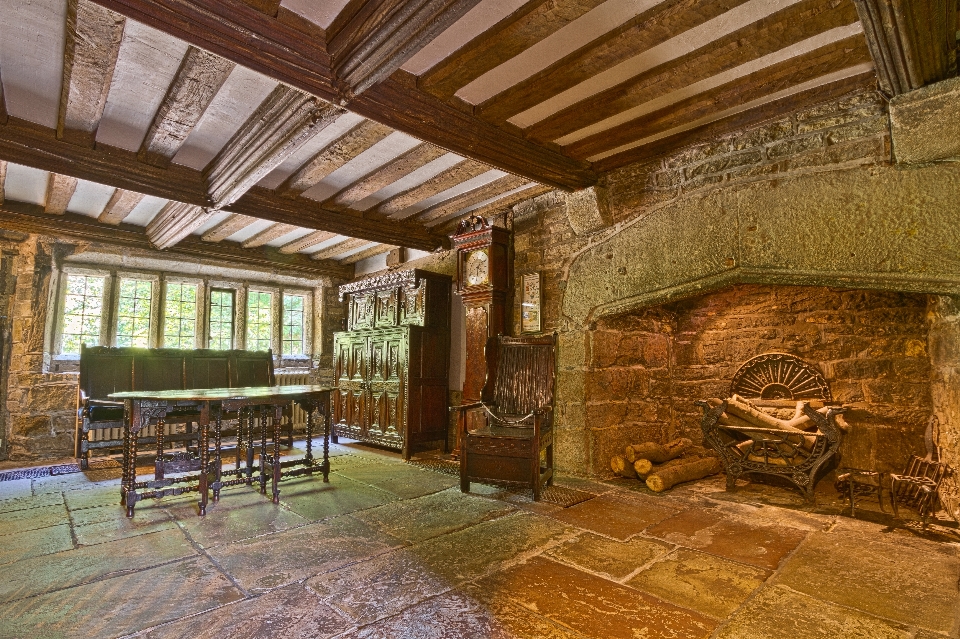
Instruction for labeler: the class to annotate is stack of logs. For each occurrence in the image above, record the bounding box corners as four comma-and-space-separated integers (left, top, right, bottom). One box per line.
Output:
611, 438, 721, 492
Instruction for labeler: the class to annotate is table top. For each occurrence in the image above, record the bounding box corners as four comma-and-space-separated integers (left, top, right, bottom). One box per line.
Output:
109, 384, 333, 401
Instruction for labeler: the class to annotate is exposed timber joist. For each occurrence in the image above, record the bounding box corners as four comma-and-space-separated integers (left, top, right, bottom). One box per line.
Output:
98, 189, 144, 225
87, 0, 598, 190
327, 0, 482, 97
0, 118, 442, 249
852, 0, 957, 96
326, 143, 447, 210
0, 66, 7, 125
377, 157, 490, 217
310, 237, 371, 261
205, 86, 345, 208
146, 201, 215, 249
436, 184, 554, 233
338, 243, 393, 264
279, 119, 393, 197
44, 173, 79, 215
0, 161, 6, 206
279, 230, 337, 254
0, 200, 352, 279
241, 222, 299, 248
201, 213, 257, 242
414, 174, 531, 224
58, 0, 125, 147
139, 47, 236, 168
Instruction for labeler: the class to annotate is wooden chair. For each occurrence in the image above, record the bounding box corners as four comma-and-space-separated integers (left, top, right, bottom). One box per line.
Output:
454, 334, 556, 500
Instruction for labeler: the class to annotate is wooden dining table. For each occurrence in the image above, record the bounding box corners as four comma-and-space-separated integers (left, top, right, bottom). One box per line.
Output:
109, 385, 332, 517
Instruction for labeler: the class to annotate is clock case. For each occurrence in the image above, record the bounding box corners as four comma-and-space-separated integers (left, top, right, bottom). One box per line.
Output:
453, 218, 510, 298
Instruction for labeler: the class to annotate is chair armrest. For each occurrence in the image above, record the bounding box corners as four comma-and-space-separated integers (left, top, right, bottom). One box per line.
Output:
534, 405, 554, 416
450, 402, 483, 413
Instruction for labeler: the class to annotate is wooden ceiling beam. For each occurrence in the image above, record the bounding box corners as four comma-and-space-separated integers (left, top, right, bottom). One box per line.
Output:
146, 201, 215, 249
418, 0, 606, 101
98, 189, 144, 225
201, 213, 257, 242
0, 161, 6, 206
565, 37, 872, 160
241, 222, 299, 248
435, 184, 553, 232
376, 158, 490, 217
89, 0, 597, 190
326, 143, 447, 211
591, 72, 876, 172
278, 230, 337, 254
338, 243, 393, 264
139, 47, 235, 168
0, 199, 352, 278
310, 237, 371, 261
414, 174, 530, 224
852, 0, 957, 96
58, 0, 125, 147
327, 0, 482, 97
0, 66, 7, 125
204, 86, 345, 208
44, 173, 79, 215
523, 0, 862, 144
240, 0, 280, 17
279, 119, 393, 197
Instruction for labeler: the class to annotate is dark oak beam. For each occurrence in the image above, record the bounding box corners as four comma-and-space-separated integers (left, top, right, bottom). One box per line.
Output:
435, 184, 553, 233
376, 157, 491, 217
0, 161, 6, 206
0, 66, 7, 125
279, 119, 393, 197
418, 0, 606, 101
279, 230, 337, 254
205, 87, 345, 208
0, 199, 352, 278
98, 189, 144, 225
44, 173, 79, 215
414, 174, 530, 224
328, 0, 481, 97
201, 213, 257, 242
310, 237, 371, 261
338, 243, 393, 264
241, 222, 299, 248
852, 0, 957, 96
89, 0, 597, 190
565, 37, 873, 160
139, 47, 235, 168
327, 143, 447, 210
523, 0, 861, 144
591, 72, 877, 172
241, 0, 280, 16
58, 0, 125, 147
146, 201, 215, 249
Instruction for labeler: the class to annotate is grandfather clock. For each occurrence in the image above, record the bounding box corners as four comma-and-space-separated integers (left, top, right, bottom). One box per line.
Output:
452, 215, 511, 402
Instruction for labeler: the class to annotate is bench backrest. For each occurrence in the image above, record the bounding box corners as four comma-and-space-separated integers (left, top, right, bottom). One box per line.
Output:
79, 345, 275, 399
482, 334, 556, 417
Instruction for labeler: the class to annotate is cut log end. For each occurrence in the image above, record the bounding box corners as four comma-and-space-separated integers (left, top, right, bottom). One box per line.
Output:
646, 457, 722, 492
610, 454, 637, 479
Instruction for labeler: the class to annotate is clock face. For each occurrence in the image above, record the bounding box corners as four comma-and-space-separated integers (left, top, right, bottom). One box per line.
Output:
465, 249, 489, 286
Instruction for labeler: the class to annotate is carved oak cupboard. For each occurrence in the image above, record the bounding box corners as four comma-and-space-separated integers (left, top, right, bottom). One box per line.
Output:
332, 269, 451, 459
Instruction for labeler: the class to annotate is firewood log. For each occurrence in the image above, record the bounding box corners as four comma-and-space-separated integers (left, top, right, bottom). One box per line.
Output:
646, 457, 722, 492
625, 438, 692, 463
634, 455, 692, 479
610, 454, 637, 479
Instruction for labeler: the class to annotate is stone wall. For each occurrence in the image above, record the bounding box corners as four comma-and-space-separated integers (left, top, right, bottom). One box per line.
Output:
586, 285, 933, 475
927, 295, 960, 521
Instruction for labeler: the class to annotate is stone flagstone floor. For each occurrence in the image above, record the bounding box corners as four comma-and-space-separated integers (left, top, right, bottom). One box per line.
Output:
1, 440, 959, 639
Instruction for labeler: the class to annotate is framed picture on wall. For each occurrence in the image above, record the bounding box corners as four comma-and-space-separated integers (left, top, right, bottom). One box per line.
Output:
521, 271, 542, 333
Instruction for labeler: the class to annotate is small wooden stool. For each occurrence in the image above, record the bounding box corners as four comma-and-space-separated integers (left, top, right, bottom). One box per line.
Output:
835, 468, 885, 517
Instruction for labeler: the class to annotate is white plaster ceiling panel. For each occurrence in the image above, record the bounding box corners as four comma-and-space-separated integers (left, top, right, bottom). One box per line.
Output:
280, 0, 351, 29
402, 0, 530, 75
558, 23, 864, 145
301, 131, 423, 202
0, 0, 66, 128
303, 234, 349, 254
67, 180, 117, 218
457, 0, 667, 104
509, 0, 806, 128
96, 20, 190, 151
425, 182, 537, 227
258, 111, 366, 189
337, 242, 377, 258
224, 218, 274, 243
392, 168, 507, 219
122, 194, 169, 226
352, 152, 466, 211
590, 61, 873, 161
265, 226, 313, 248
172, 66, 279, 170
354, 251, 389, 277
3, 163, 49, 206
191, 209, 232, 235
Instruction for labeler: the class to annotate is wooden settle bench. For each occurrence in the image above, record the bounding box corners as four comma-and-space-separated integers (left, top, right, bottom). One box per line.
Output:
75, 344, 275, 469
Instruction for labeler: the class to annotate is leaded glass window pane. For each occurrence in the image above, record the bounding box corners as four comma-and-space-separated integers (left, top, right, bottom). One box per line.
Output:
282, 294, 305, 356
61, 274, 105, 355
209, 289, 234, 350
163, 282, 197, 349
246, 290, 272, 352
116, 278, 153, 348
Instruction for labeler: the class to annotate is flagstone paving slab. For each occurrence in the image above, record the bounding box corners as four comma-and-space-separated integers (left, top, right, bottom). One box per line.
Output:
138, 583, 350, 639
334, 462, 458, 499
715, 585, 912, 639
0, 478, 33, 501
351, 488, 516, 544
0, 502, 70, 536
0, 527, 195, 604
545, 532, 673, 581
0, 556, 242, 639
627, 548, 771, 619
776, 530, 960, 633
279, 476, 399, 521
545, 492, 680, 540
0, 523, 74, 566
0, 489, 63, 513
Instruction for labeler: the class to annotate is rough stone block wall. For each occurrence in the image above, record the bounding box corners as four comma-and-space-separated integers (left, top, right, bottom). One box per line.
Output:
927, 295, 960, 521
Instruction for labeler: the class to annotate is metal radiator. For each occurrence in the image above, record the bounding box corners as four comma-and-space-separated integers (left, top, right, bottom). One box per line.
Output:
276, 371, 311, 430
